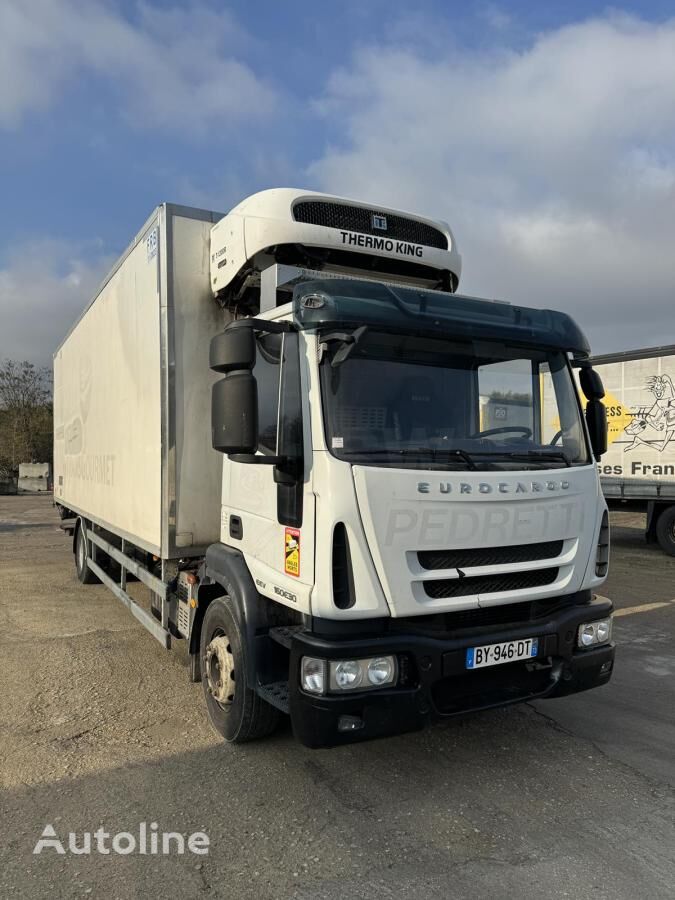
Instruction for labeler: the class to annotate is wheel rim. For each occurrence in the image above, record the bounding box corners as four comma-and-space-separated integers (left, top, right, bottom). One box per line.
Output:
205, 629, 235, 707
78, 531, 86, 571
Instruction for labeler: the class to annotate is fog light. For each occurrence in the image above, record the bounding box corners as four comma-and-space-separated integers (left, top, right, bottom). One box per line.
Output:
577, 617, 613, 648
367, 657, 395, 685
334, 660, 363, 689
301, 657, 326, 694
338, 715, 364, 732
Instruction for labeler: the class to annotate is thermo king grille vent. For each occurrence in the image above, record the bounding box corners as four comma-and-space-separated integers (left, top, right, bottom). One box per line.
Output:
423, 568, 559, 600
418, 540, 564, 570
293, 201, 448, 250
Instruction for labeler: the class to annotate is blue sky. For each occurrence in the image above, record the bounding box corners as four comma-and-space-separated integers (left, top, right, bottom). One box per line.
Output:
2, 0, 675, 362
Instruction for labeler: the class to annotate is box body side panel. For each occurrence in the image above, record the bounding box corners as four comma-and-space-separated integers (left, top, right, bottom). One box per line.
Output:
54, 217, 163, 550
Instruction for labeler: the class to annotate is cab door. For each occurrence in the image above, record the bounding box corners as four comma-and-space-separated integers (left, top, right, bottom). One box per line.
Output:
222, 329, 315, 614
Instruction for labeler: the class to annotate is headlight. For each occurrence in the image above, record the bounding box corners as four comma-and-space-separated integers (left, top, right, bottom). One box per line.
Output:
329, 656, 397, 691
596, 619, 611, 642
577, 617, 613, 648
367, 657, 395, 685
301, 657, 326, 694
333, 660, 363, 689
299, 655, 398, 694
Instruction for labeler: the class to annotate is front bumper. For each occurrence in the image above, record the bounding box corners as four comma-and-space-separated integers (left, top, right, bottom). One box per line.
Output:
288, 594, 615, 748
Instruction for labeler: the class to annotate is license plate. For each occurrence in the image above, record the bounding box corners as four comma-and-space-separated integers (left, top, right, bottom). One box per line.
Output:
466, 637, 539, 670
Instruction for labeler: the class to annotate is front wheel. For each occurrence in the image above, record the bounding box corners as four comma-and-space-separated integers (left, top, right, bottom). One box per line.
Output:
200, 596, 279, 743
75, 523, 100, 584
655, 505, 675, 556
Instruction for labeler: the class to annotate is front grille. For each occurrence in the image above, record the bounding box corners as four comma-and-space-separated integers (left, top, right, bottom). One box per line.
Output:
293, 201, 448, 250
418, 540, 564, 571
440, 599, 555, 629
423, 568, 559, 599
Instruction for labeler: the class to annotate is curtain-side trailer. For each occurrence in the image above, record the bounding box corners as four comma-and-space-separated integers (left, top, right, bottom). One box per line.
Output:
588, 345, 675, 555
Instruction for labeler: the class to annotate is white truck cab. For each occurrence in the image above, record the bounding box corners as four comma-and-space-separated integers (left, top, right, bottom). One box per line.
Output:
55, 188, 614, 748
201, 189, 614, 746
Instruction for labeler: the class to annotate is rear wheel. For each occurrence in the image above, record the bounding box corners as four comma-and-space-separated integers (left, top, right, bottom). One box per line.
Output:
200, 596, 278, 743
75, 523, 100, 584
655, 505, 675, 556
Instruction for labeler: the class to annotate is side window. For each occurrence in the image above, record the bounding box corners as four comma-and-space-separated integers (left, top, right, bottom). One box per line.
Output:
254, 333, 281, 454
539, 363, 557, 444
278, 332, 303, 459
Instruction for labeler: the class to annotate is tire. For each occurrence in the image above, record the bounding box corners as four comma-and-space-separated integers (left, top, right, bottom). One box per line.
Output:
200, 596, 279, 743
655, 506, 675, 556
75, 523, 101, 584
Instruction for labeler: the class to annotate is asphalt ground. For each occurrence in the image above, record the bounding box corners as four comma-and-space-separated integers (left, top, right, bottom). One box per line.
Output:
0, 494, 673, 899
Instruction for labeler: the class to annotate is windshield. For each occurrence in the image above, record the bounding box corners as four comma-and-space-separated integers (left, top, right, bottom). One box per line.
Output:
319, 330, 591, 470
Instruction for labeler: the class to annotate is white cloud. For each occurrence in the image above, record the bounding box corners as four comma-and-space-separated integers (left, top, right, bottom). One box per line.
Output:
480, 4, 512, 31
0, 0, 276, 134
0, 239, 114, 366
309, 14, 675, 353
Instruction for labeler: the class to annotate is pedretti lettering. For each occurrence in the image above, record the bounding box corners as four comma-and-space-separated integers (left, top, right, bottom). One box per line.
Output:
339, 231, 423, 258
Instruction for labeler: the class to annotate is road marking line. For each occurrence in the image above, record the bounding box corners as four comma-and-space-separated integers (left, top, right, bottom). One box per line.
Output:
614, 601, 673, 618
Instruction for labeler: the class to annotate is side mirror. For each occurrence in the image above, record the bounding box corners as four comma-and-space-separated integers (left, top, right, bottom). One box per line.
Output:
586, 398, 607, 459
211, 371, 258, 454
210, 326, 255, 373
579, 367, 605, 401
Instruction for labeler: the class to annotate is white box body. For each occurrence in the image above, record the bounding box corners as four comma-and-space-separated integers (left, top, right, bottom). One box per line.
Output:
53, 204, 228, 557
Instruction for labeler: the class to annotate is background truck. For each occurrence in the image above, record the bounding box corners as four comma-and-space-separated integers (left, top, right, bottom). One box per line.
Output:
586, 344, 675, 555
54, 189, 614, 748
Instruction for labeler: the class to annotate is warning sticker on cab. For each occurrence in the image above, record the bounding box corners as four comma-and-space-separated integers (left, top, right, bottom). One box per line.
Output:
284, 528, 300, 577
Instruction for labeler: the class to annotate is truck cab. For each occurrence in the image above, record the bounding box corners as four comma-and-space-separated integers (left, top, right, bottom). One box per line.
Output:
197, 190, 615, 747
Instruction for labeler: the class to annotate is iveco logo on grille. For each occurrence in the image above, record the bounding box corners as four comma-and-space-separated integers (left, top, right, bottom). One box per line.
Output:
372, 214, 388, 230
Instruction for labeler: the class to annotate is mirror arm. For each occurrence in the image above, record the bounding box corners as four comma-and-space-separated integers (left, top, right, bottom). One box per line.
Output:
228, 318, 295, 336
228, 453, 302, 484
229, 453, 288, 465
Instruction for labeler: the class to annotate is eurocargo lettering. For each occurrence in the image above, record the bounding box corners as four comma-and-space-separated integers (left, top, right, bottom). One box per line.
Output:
54, 188, 614, 748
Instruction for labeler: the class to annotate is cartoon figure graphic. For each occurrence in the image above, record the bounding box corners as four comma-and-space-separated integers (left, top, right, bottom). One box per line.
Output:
624, 374, 675, 452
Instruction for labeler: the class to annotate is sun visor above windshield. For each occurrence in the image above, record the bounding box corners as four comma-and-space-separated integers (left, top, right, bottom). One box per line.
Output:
292, 279, 591, 358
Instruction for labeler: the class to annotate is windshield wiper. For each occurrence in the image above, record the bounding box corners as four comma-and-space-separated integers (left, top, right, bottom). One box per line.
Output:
392, 448, 478, 469
319, 326, 369, 367
496, 450, 572, 467
438, 448, 478, 470
335, 446, 570, 468
340, 447, 478, 469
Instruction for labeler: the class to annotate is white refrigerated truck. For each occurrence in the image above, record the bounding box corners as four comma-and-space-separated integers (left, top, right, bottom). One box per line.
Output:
54, 189, 614, 747
587, 344, 675, 555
